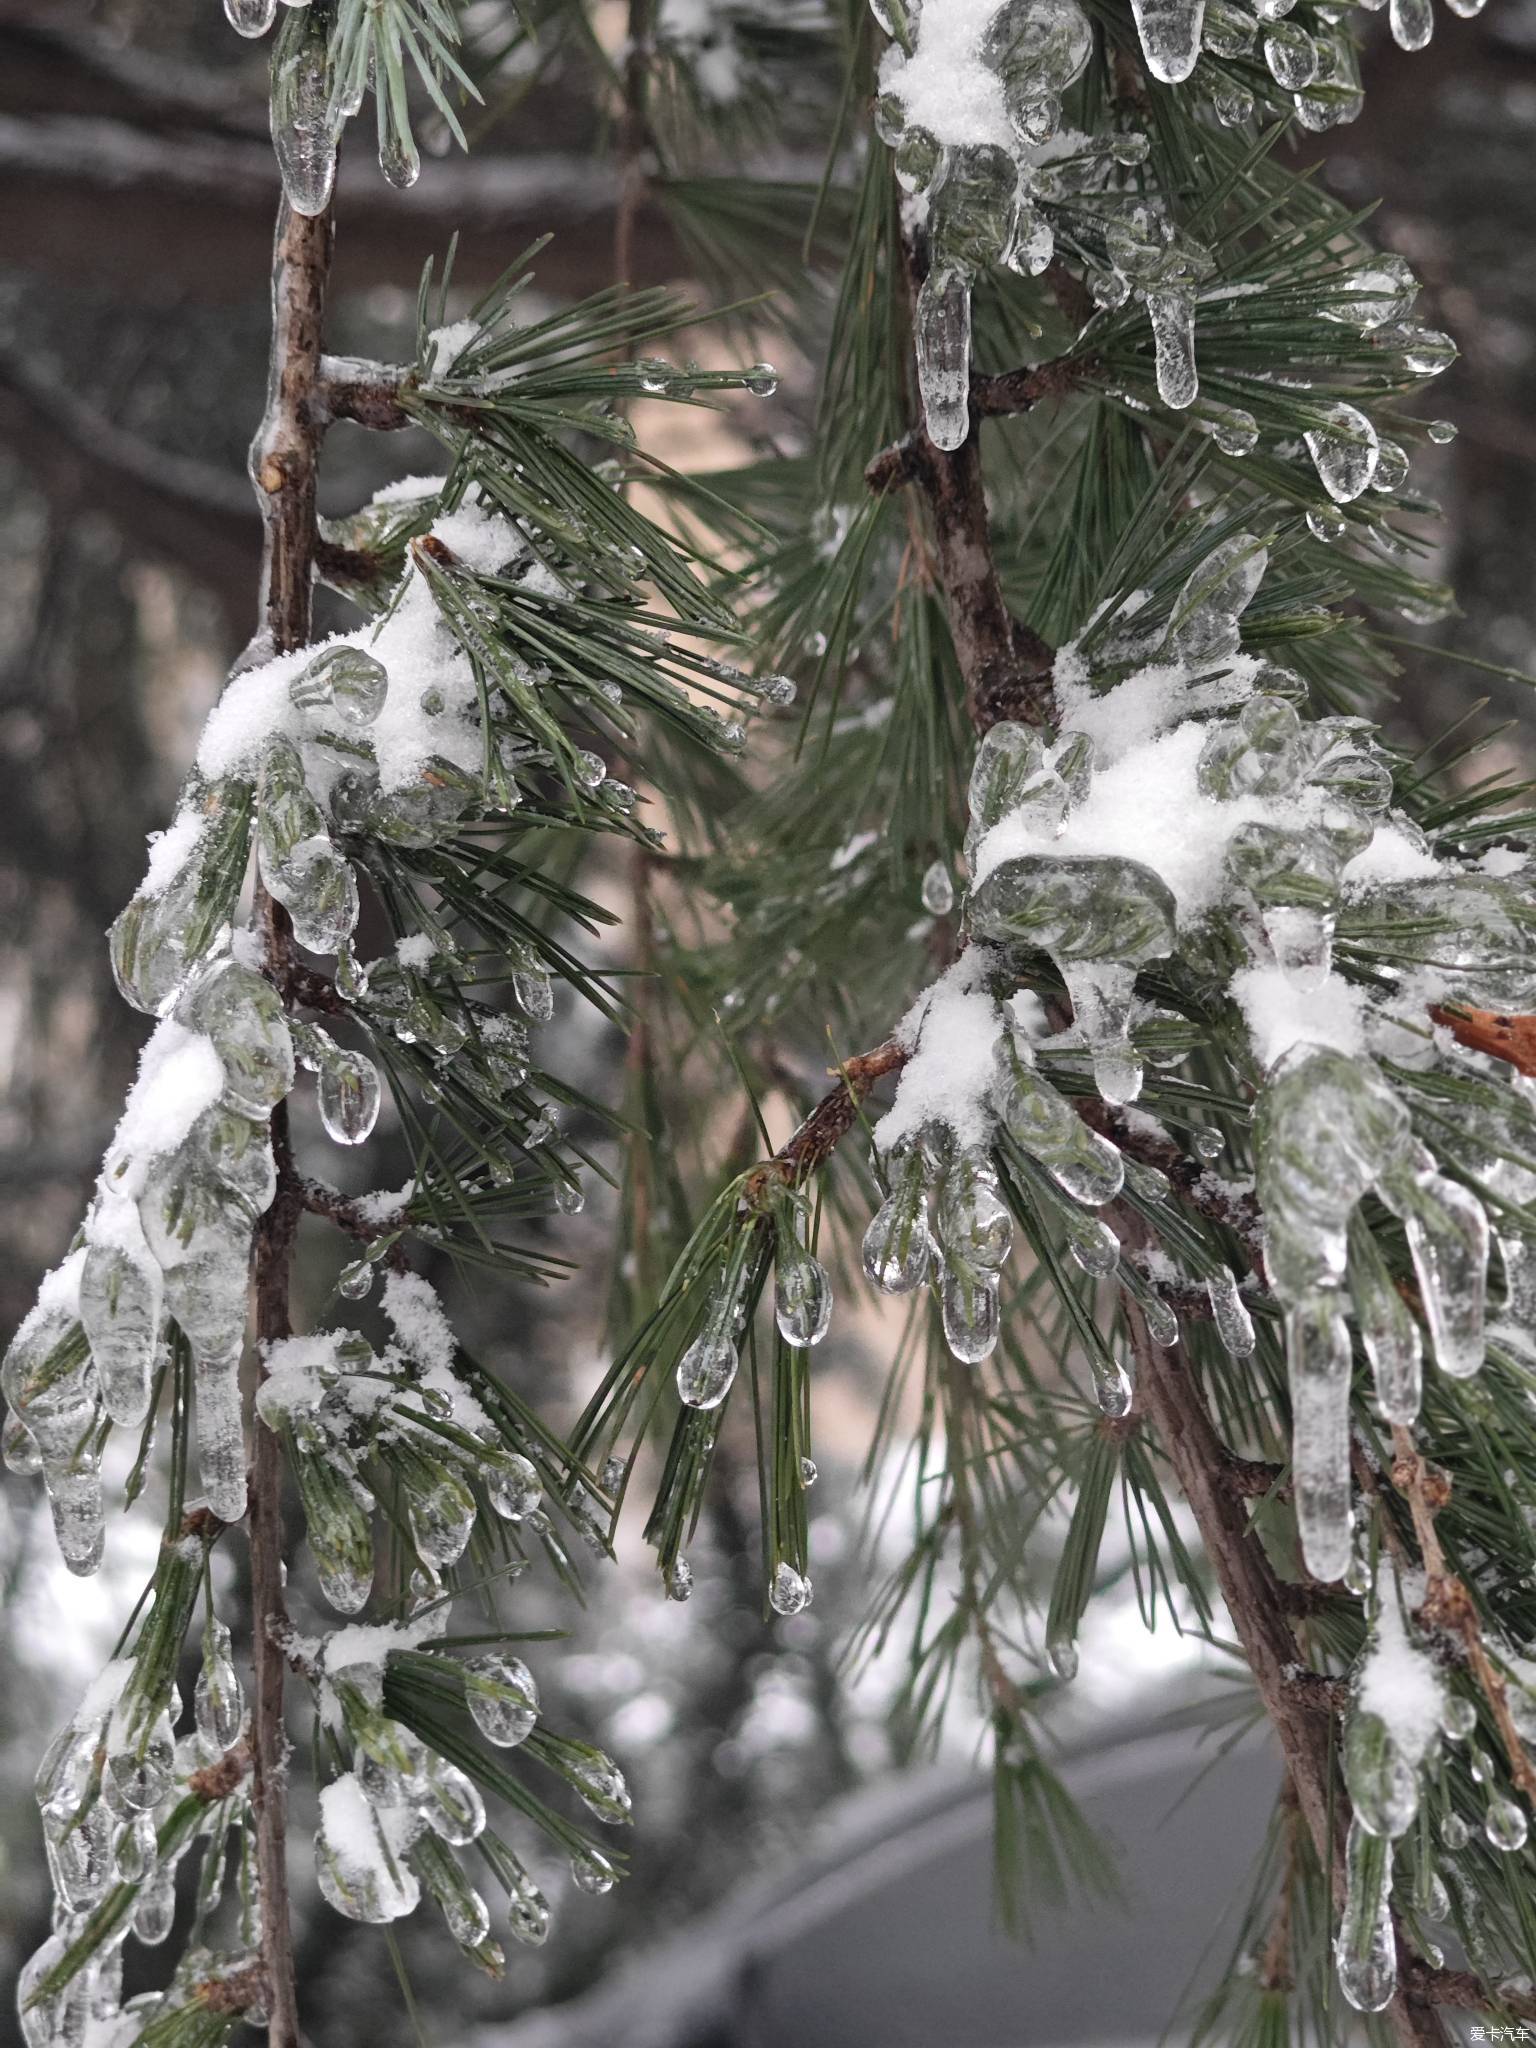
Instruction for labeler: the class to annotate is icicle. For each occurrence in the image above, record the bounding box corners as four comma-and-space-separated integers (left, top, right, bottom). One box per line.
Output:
1262, 904, 1335, 991
914, 266, 972, 453
769, 1562, 814, 1615
1287, 1296, 1353, 1582
464, 1654, 538, 1748
1063, 1210, 1120, 1276
1349, 1251, 1422, 1423
1141, 1293, 1180, 1348
940, 1264, 1001, 1364
1345, 1711, 1421, 1838
416, 1837, 492, 1946
1146, 285, 1198, 409
78, 1221, 163, 1427
1205, 1268, 1256, 1356
271, 0, 340, 215
1060, 960, 1143, 1104
935, 1151, 1013, 1273
863, 1147, 933, 1292
1388, 0, 1433, 45
1336, 1816, 1396, 2012
921, 860, 955, 915
3, 1411, 41, 1474
991, 1043, 1126, 1208
1304, 401, 1380, 503
196, 1619, 246, 1753
1128, 0, 1206, 80
195, 1349, 248, 1524
302, 1456, 376, 1613
1378, 1159, 1487, 1379
3, 1301, 105, 1576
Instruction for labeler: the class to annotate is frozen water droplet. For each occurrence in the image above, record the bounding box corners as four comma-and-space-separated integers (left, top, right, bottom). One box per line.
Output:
1426, 417, 1457, 445
196, 1625, 246, 1753
3, 1410, 41, 1475
769, 1562, 813, 1616
464, 1654, 538, 1748
862, 1182, 933, 1293
936, 1151, 1013, 1272
508, 1873, 551, 1944
225, 0, 278, 35
940, 1265, 1001, 1364
1263, 904, 1336, 992
406, 1462, 476, 1567
1142, 1294, 1180, 1348
667, 1556, 694, 1602
1345, 1710, 1420, 1838
107, 1709, 176, 1813
1092, 1354, 1133, 1417
1350, 1251, 1421, 1425
1047, 1633, 1079, 1681
1128, 0, 1206, 80
421, 1758, 486, 1847
513, 963, 554, 1023
1288, 1298, 1353, 1580
1206, 1268, 1256, 1356
379, 128, 421, 191
800, 1456, 818, 1487
487, 1451, 542, 1522
914, 267, 972, 452
921, 860, 955, 915
1336, 1816, 1396, 2011
744, 362, 778, 396
1388, 0, 1433, 46
1440, 1696, 1477, 1741
774, 1245, 833, 1348
1306, 505, 1347, 543
318, 1050, 381, 1145
676, 1326, 738, 1411
1207, 404, 1259, 456
338, 1258, 375, 1302
1061, 960, 1143, 1105
134, 1866, 178, 1945
1305, 402, 1379, 503
1147, 286, 1198, 410
570, 1849, 616, 1895
1263, 17, 1317, 85
317, 1774, 421, 1921
1487, 1795, 1529, 1852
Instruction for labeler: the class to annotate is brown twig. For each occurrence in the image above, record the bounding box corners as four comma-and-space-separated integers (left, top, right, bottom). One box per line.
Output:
741, 1039, 907, 1207
1390, 1424, 1536, 1808
1428, 1002, 1536, 1078
297, 1177, 412, 1260
246, 195, 334, 2048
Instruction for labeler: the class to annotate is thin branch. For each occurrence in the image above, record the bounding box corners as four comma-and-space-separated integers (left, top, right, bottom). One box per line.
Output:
247, 195, 335, 2048
297, 1178, 411, 1259
741, 1039, 907, 1206
1390, 1424, 1536, 1807
1429, 1002, 1536, 1077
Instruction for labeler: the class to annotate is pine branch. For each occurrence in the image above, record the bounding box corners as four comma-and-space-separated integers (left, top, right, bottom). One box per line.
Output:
247, 195, 336, 2048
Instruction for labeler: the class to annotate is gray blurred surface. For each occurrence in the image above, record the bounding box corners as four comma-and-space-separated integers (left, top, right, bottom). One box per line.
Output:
485, 1720, 1281, 2048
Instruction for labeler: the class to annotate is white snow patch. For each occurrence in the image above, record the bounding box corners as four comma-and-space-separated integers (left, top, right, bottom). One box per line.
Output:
1357, 1593, 1442, 1765
1343, 823, 1442, 888
426, 320, 479, 376
395, 934, 437, 970
1479, 844, 1529, 878
104, 1020, 225, 1197
972, 720, 1283, 927
875, 950, 1002, 1155
881, 0, 1012, 152
1231, 964, 1367, 1069
141, 808, 208, 897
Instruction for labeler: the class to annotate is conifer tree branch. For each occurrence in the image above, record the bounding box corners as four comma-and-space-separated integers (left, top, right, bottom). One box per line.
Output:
247, 195, 336, 2048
